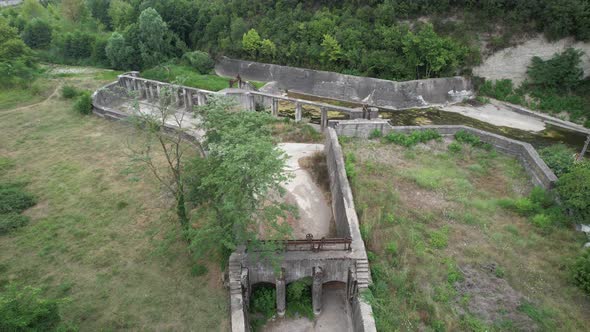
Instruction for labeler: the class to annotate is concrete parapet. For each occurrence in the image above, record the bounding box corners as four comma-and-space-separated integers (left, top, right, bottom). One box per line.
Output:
330, 120, 558, 189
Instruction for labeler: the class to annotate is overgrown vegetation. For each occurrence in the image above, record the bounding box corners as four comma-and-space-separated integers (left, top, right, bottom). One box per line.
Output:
571, 249, 590, 295
0, 180, 36, 235
539, 144, 576, 177
479, 48, 590, 127
286, 277, 313, 319
73, 91, 92, 114
0, 283, 63, 331
342, 137, 590, 331
383, 129, 441, 147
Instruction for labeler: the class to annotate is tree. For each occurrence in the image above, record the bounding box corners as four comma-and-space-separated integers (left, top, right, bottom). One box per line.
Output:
527, 48, 584, 93
320, 34, 342, 65
242, 29, 262, 57
182, 51, 214, 74
21, 18, 51, 49
128, 83, 205, 232
260, 39, 277, 60
105, 32, 132, 69
0, 17, 34, 88
185, 97, 291, 259
556, 162, 590, 223
60, 0, 88, 23
108, 0, 134, 31
138, 7, 169, 68
87, 0, 112, 29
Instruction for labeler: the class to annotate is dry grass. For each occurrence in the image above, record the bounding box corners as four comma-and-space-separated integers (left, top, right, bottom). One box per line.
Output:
0, 68, 227, 330
343, 138, 590, 331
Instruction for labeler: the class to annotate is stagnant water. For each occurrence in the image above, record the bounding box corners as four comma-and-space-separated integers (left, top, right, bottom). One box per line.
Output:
283, 92, 588, 151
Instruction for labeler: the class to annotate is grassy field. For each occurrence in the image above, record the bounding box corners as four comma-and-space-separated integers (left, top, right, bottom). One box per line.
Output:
141, 64, 266, 91
0, 67, 227, 330
342, 136, 590, 331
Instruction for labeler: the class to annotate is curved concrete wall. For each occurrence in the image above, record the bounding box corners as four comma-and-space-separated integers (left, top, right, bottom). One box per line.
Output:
216, 57, 473, 110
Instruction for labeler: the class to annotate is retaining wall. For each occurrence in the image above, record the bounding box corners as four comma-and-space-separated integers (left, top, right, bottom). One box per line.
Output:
216, 57, 473, 110
330, 120, 558, 189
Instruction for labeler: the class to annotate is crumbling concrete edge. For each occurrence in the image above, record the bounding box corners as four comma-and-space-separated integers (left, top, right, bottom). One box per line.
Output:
330, 120, 558, 189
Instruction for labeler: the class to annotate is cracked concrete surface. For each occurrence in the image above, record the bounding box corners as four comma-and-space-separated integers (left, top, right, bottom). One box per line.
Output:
278, 143, 333, 239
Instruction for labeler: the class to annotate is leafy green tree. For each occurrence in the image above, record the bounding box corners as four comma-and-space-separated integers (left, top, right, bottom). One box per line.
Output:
320, 34, 342, 65
260, 39, 277, 60
138, 7, 169, 68
185, 97, 291, 259
22, 18, 52, 49
556, 162, 590, 222
63, 31, 94, 59
182, 50, 214, 74
108, 0, 134, 31
87, 0, 112, 29
105, 31, 132, 69
60, 0, 89, 23
242, 28, 262, 57
527, 48, 584, 92
0, 17, 34, 88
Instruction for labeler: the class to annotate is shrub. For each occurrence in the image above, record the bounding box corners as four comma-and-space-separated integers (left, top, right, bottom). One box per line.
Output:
250, 286, 276, 320
0, 184, 36, 214
539, 144, 575, 177
571, 249, 590, 295
383, 129, 441, 147
368, 129, 382, 139
182, 51, 215, 74
286, 277, 313, 319
21, 18, 52, 49
385, 241, 397, 257
448, 141, 462, 153
454, 130, 491, 150
430, 226, 449, 249
556, 162, 590, 223
61, 85, 80, 99
0, 284, 61, 331
344, 152, 357, 182
73, 91, 93, 115
531, 213, 553, 230
0, 213, 30, 235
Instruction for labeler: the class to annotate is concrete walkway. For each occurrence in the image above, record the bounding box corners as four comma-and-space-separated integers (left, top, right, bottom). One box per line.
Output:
278, 143, 333, 239
261, 283, 353, 332
441, 99, 546, 132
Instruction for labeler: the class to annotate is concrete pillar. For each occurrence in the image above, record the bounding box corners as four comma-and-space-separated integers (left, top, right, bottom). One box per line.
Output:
295, 102, 302, 122
140, 81, 146, 99
312, 267, 324, 316
156, 84, 161, 99
320, 107, 328, 130
276, 269, 286, 317
197, 92, 206, 106
186, 90, 193, 111
247, 93, 255, 111
271, 98, 279, 117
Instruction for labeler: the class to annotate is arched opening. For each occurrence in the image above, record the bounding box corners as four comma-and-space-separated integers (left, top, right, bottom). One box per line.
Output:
318, 281, 353, 331
248, 282, 276, 331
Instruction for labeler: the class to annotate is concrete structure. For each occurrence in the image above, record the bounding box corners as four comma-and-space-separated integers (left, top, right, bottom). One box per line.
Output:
0, 0, 21, 6
216, 57, 474, 110
92, 73, 377, 332
330, 120, 558, 189
229, 128, 376, 332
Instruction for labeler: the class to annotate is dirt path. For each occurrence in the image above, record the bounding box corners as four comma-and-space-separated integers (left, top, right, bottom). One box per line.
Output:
3, 81, 63, 114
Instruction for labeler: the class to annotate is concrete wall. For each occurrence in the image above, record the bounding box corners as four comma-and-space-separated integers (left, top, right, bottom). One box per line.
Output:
330, 120, 558, 189
0, 0, 22, 7
216, 57, 473, 110
474, 35, 590, 86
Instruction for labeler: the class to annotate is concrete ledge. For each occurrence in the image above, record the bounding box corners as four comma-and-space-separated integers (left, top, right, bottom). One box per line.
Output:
330, 120, 558, 189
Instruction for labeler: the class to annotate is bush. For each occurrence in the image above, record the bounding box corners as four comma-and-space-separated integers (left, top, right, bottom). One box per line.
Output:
539, 144, 576, 177
0, 184, 36, 214
571, 249, 590, 295
556, 162, 590, 223
182, 51, 214, 74
73, 91, 93, 115
61, 85, 80, 99
250, 286, 276, 321
0, 213, 30, 235
430, 226, 449, 249
531, 213, 553, 230
0, 284, 61, 331
368, 129, 382, 139
21, 18, 52, 49
286, 277, 313, 319
385, 241, 397, 257
448, 141, 462, 153
383, 129, 441, 147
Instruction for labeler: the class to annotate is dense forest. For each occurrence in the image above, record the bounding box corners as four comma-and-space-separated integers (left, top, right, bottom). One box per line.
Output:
2, 0, 590, 84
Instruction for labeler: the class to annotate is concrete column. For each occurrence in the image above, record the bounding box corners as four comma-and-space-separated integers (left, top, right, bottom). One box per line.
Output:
320, 107, 328, 130
140, 81, 146, 99
247, 93, 255, 111
156, 84, 161, 99
312, 267, 324, 316
271, 98, 279, 117
276, 269, 286, 317
186, 90, 193, 110
295, 102, 303, 122
197, 92, 206, 106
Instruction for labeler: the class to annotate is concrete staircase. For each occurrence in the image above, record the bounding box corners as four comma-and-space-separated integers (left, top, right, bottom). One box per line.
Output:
355, 258, 372, 289
228, 259, 243, 296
